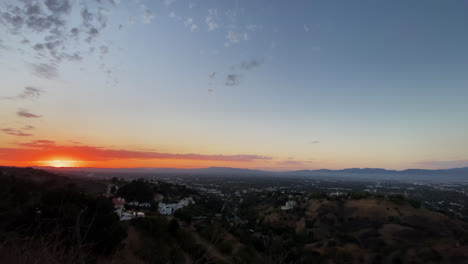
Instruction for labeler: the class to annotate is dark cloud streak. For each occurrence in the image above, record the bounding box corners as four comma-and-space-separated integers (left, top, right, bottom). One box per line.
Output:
17, 109, 42, 118
0, 86, 45, 100
1, 128, 32, 137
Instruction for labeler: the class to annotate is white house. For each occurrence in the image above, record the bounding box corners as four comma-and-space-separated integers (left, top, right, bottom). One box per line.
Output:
281, 200, 297, 210
158, 203, 178, 215
158, 197, 194, 215
178, 197, 194, 207
112, 197, 125, 217
126, 201, 151, 208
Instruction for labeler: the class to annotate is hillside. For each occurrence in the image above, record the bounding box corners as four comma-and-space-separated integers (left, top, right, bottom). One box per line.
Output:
1, 167, 468, 264
254, 197, 468, 263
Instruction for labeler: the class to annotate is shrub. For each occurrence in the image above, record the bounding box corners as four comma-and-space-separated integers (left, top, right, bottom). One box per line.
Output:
218, 241, 233, 255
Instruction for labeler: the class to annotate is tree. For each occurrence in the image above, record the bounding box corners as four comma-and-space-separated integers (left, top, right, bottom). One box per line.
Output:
116, 180, 154, 203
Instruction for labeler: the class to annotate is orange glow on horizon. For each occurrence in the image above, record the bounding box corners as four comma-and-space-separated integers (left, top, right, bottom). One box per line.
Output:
42, 159, 81, 168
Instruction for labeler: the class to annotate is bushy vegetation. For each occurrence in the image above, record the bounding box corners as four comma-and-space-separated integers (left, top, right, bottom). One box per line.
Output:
0, 169, 127, 263
116, 179, 154, 203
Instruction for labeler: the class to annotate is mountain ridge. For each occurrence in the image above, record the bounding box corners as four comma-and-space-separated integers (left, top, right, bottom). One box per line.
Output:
28, 166, 468, 182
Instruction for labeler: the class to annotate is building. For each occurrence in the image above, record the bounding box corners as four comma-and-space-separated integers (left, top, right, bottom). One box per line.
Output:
281, 200, 297, 210
158, 197, 195, 215
158, 203, 177, 215
112, 197, 125, 217
126, 201, 151, 208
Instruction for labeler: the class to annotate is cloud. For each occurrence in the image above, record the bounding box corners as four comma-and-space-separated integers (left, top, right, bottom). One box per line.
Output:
142, 8, 154, 24
304, 24, 310, 32
205, 8, 219, 31
1, 128, 32, 137
17, 140, 56, 148
225, 74, 239, 86
97, 7, 110, 28
17, 109, 42, 118
184, 18, 197, 32
85, 27, 100, 42
81, 7, 94, 25
246, 24, 262, 31
310, 140, 320, 144
19, 86, 44, 99
238, 58, 264, 71
209, 72, 216, 79
276, 160, 314, 166
0, 0, 124, 79
45, 0, 72, 15
0, 140, 273, 162
226, 31, 241, 43
32, 63, 58, 79
0, 40, 7, 49
99, 45, 109, 54
164, 0, 176, 7
1, 86, 45, 100
208, 89, 213, 93
22, 125, 35, 130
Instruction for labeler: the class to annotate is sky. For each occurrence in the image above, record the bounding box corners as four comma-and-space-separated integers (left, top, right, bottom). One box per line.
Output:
1, 0, 468, 171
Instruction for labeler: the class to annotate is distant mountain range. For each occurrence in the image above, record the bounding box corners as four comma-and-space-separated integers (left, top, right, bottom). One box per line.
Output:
33, 166, 468, 183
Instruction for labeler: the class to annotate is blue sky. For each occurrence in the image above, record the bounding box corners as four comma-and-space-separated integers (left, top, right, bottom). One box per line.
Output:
1, 0, 468, 170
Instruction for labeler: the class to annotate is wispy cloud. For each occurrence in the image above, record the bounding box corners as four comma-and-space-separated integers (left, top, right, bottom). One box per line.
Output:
17, 87, 44, 99
225, 31, 249, 47
1, 86, 45, 100
276, 160, 313, 166
246, 24, 262, 31
205, 8, 219, 31
225, 74, 240, 86
32, 63, 58, 79
1, 128, 32, 137
184, 17, 197, 32
164, 0, 176, 7
142, 7, 154, 24
17, 109, 42, 118
238, 58, 264, 71
226, 31, 241, 44
0, 140, 273, 162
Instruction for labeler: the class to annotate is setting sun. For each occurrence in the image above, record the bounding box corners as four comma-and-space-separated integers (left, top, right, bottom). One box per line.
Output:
46, 160, 79, 168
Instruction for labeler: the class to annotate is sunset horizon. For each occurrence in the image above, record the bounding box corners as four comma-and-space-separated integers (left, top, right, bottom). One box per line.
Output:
1, 1, 468, 262
2, 0, 468, 172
